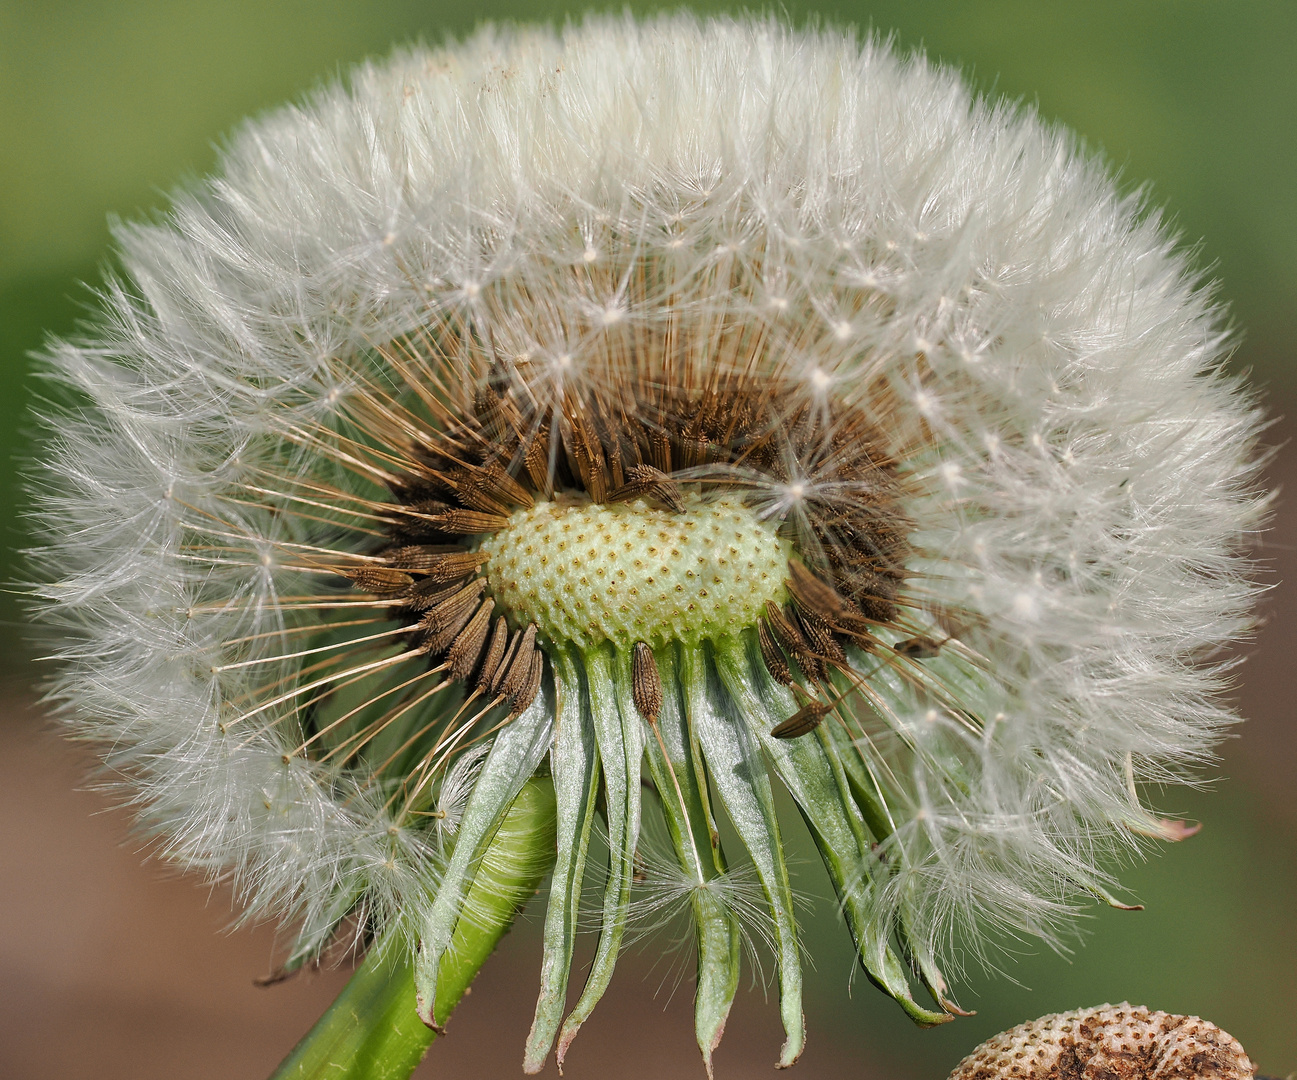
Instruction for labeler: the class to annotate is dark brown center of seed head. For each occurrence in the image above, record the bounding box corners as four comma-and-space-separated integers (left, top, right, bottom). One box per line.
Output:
344, 368, 912, 719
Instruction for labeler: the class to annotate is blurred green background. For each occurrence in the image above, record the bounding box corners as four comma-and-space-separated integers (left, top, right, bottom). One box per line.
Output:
2, 2, 1294, 1077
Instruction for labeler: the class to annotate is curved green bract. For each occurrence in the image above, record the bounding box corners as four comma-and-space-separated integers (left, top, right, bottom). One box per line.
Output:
268, 776, 558, 1080
414, 694, 554, 1025
684, 642, 807, 1067
716, 634, 954, 1028
525, 648, 602, 1072
555, 645, 646, 1068
634, 646, 741, 1079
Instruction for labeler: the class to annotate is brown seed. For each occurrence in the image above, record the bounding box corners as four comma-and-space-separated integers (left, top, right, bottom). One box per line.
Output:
386, 546, 490, 581
508, 649, 545, 716
405, 577, 473, 612
631, 641, 663, 724
523, 425, 553, 493
835, 565, 902, 625
647, 429, 671, 473
479, 460, 534, 508
763, 600, 806, 652
894, 636, 942, 659
422, 508, 511, 535
794, 605, 846, 664
423, 462, 501, 512
422, 603, 481, 655
786, 561, 872, 639
771, 702, 831, 739
450, 461, 532, 514
497, 624, 538, 705
490, 629, 524, 697
605, 426, 626, 490
612, 463, 686, 513
424, 549, 491, 581
404, 497, 454, 519
346, 565, 414, 596
757, 619, 794, 686
382, 543, 456, 567
764, 600, 827, 684
946, 1004, 1255, 1080
446, 598, 495, 681
474, 383, 522, 443
573, 424, 611, 503
475, 616, 510, 691
419, 579, 486, 633
420, 580, 487, 654
443, 477, 510, 517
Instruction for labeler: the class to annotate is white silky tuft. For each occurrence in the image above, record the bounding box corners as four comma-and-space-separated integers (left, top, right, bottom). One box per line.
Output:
29, 13, 1266, 983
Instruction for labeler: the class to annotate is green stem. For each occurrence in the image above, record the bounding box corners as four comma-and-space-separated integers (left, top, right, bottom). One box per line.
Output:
268, 776, 558, 1080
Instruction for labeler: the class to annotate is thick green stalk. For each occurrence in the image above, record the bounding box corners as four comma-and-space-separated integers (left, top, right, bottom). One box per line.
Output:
269, 776, 558, 1080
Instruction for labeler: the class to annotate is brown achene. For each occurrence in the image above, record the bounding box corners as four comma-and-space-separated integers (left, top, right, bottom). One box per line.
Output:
333, 342, 915, 742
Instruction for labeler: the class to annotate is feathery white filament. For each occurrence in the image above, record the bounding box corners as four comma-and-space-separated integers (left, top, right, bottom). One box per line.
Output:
29, 13, 1265, 997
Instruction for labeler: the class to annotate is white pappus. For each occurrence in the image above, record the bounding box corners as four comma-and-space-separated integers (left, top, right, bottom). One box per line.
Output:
27, 13, 1268, 1075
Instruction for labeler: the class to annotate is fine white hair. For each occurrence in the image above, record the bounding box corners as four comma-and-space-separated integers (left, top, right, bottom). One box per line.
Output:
30, 12, 1266, 984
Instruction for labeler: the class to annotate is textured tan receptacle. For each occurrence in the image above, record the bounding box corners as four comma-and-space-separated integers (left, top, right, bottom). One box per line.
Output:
948, 1003, 1255, 1080
481, 494, 790, 650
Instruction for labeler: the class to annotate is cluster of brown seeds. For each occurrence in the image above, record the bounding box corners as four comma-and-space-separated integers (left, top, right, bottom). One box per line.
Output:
341, 358, 915, 736
344, 560, 544, 720
947, 1004, 1257, 1080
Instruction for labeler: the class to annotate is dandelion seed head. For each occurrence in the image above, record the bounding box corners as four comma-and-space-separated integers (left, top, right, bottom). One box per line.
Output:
27, 12, 1267, 1071
948, 1004, 1256, 1080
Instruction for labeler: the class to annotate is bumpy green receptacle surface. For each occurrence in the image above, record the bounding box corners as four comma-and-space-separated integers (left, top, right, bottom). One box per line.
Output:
480, 494, 790, 649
